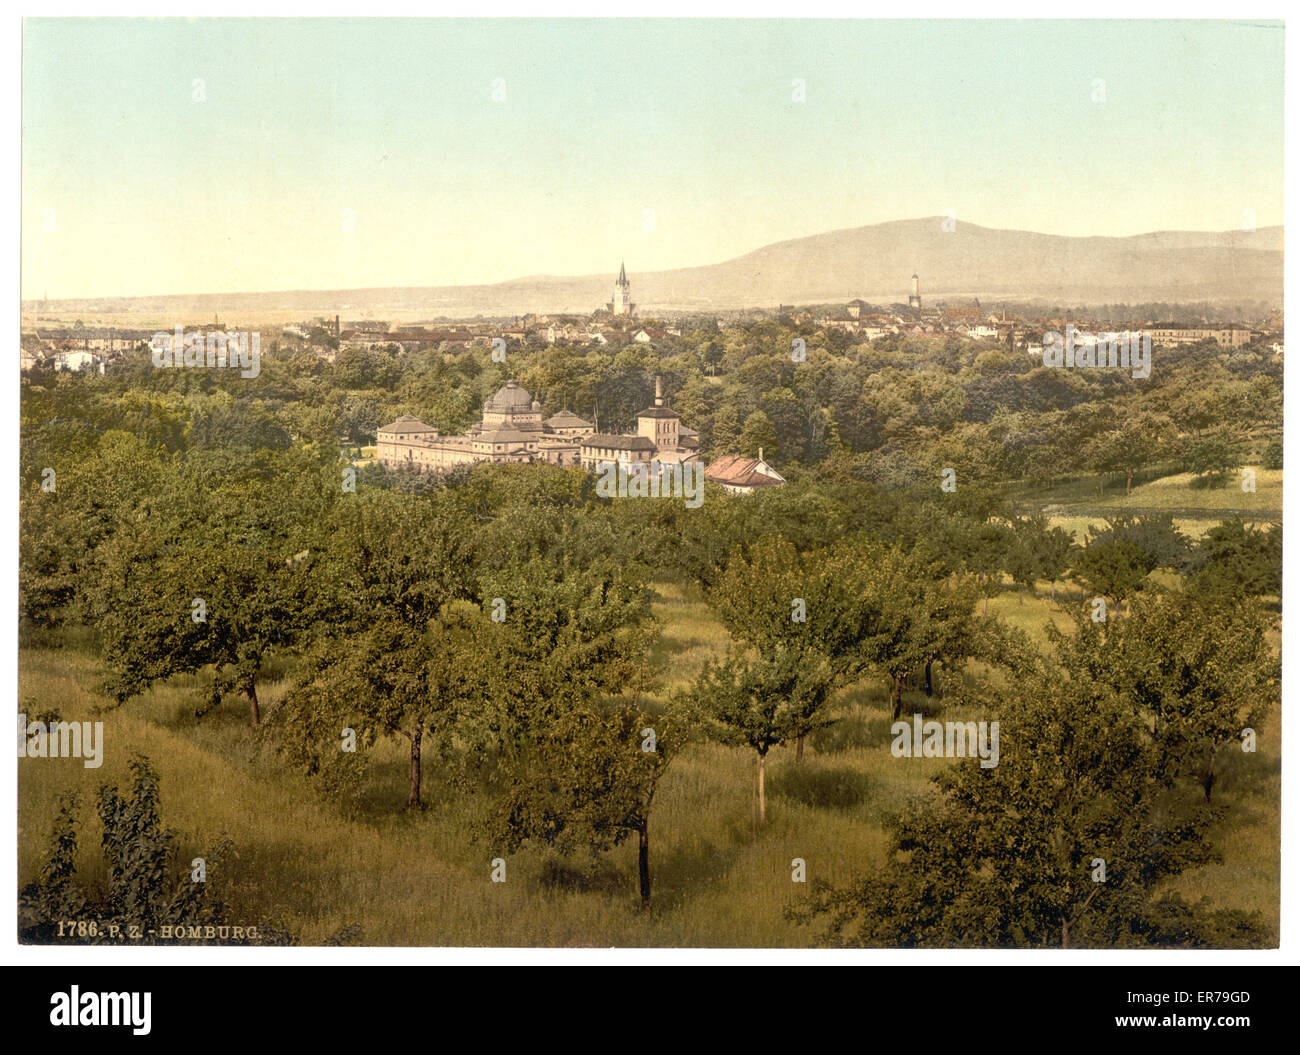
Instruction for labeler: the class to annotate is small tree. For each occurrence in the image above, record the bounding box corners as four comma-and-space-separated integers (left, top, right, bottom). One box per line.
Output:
1032, 522, 1078, 602
1184, 435, 1235, 488
19, 757, 285, 944
279, 603, 493, 810
690, 649, 836, 824
791, 666, 1266, 948
489, 702, 686, 907
1069, 540, 1154, 611
1192, 520, 1282, 599
1060, 591, 1279, 800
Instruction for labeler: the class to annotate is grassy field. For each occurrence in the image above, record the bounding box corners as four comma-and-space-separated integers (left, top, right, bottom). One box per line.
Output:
17, 573, 1280, 947
1014, 466, 1282, 542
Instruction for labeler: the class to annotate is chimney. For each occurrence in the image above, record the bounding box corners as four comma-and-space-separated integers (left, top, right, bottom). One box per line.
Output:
655, 375, 663, 407
758, 447, 764, 463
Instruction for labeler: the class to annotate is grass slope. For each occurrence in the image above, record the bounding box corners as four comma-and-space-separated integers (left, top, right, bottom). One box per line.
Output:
18, 572, 1279, 947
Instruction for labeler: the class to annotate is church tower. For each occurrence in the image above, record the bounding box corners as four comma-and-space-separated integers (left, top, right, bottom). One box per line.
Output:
908, 273, 922, 310
608, 261, 636, 317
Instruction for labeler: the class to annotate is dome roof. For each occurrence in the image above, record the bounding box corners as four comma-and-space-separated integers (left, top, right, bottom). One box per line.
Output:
485, 380, 535, 413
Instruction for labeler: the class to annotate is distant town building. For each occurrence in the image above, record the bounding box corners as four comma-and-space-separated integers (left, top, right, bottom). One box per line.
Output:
377, 380, 587, 470
606, 261, 638, 318
579, 376, 699, 470
1146, 326, 1254, 348
377, 376, 698, 475
704, 450, 787, 495
908, 273, 922, 310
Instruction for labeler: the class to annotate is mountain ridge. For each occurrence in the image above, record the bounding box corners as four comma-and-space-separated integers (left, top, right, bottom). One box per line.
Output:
26, 218, 1283, 316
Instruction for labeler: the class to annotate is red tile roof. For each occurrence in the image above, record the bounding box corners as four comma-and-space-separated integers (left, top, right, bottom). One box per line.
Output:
705, 455, 784, 488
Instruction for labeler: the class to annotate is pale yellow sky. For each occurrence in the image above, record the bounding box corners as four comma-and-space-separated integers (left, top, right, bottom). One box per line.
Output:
22, 19, 1285, 299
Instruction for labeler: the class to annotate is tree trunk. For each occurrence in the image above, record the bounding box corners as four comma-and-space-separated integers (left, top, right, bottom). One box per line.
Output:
983, 594, 989, 616
1050, 580, 1056, 602
1203, 742, 1219, 802
209, 664, 224, 716
924, 659, 934, 710
890, 673, 904, 720
638, 822, 651, 908
246, 681, 261, 728
407, 724, 423, 810
1125, 469, 1133, 495
795, 734, 805, 763
1061, 918, 1070, 949
757, 751, 767, 824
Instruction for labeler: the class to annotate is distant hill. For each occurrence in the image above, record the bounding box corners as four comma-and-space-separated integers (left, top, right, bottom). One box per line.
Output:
28, 218, 1283, 316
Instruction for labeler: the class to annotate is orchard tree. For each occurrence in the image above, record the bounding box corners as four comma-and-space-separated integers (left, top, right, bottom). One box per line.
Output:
707, 535, 868, 761
279, 603, 494, 809
1034, 523, 1079, 602
1057, 591, 1279, 800
96, 450, 337, 726
1192, 520, 1281, 599
827, 538, 985, 719
690, 649, 836, 824
792, 661, 1265, 948
1068, 540, 1154, 612
1184, 435, 1235, 488
1098, 412, 1174, 496
489, 702, 687, 907
477, 550, 656, 747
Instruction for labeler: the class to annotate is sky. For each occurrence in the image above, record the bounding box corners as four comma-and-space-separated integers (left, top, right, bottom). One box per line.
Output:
21, 18, 1285, 299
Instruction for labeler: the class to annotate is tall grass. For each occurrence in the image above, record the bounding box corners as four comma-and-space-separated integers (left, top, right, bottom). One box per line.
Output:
18, 575, 1280, 946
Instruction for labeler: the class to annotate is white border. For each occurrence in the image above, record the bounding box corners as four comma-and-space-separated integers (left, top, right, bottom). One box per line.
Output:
4, 6, 1293, 968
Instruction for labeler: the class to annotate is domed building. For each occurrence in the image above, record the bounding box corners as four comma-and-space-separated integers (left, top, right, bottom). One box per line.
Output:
377, 376, 699, 476
377, 379, 593, 471
477, 379, 545, 434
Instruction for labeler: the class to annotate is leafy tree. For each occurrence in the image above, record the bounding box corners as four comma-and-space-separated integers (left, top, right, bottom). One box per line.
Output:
690, 649, 836, 823
964, 520, 1012, 616
1087, 515, 1193, 574
1094, 413, 1174, 495
1068, 540, 1154, 610
280, 603, 494, 809
1191, 520, 1281, 599
489, 701, 686, 907
706, 535, 868, 760
1183, 435, 1235, 488
1004, 532, 1041, 602
738, 409, 778, 460
1034, 523, 1079, 602
96, 452, 334, 725
477, 549, 655, 748
1058, 591, 1279, 800
792, 663, 1265, 948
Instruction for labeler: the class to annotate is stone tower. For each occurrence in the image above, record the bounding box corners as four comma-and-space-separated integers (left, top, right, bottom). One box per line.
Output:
608, 261, 636, 317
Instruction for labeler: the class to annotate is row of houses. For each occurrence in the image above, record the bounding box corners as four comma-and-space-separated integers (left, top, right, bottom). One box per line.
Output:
816, 297, 1269, 350
330, 322, 680, 352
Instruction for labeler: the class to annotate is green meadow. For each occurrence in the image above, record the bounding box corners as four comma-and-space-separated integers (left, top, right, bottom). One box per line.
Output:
1015, 465, 1282, 542
18, 570, 1280, 947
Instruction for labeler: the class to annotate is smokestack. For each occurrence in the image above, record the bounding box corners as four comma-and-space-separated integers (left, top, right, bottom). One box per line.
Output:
335, 315, 340, 337
655, 375, 663, 407
912, 274, 920, 298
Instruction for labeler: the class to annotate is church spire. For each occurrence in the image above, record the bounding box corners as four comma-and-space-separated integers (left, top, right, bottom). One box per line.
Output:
618, 259, 628, 285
